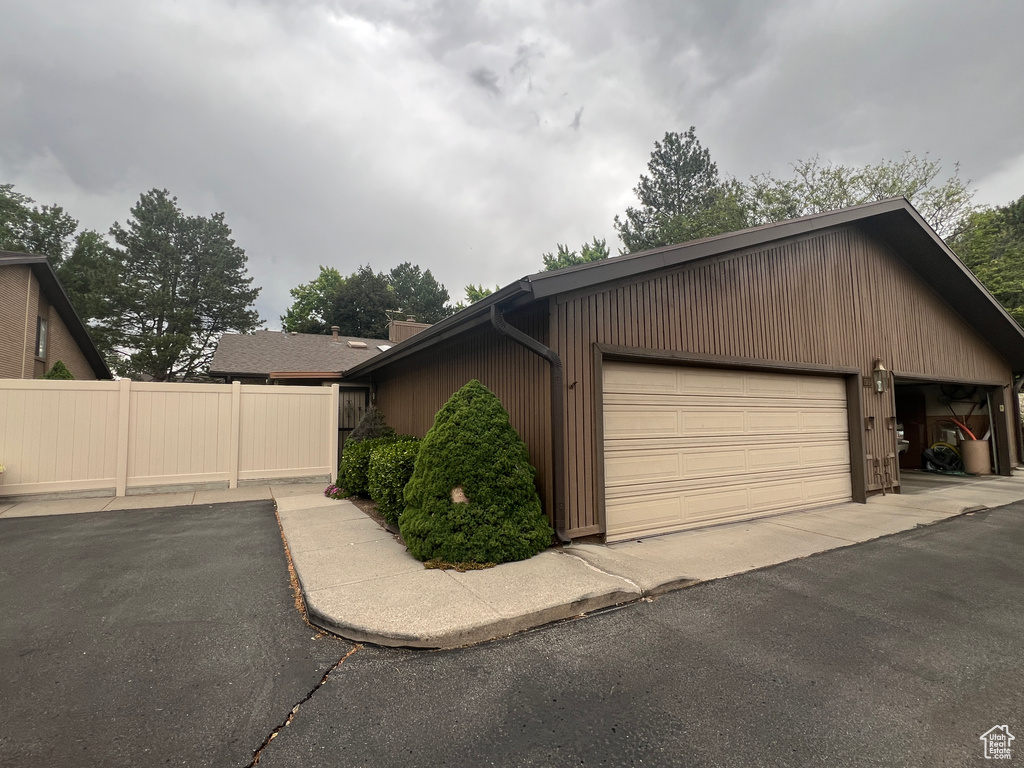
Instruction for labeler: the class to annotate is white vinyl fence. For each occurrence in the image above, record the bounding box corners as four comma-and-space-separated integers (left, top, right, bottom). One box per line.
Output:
0, 380, 339, 497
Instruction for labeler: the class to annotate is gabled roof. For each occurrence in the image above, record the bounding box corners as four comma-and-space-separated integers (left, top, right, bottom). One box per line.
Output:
0, 251, 112, 379
342, 198, 1024, 378
209, 329, 392, 377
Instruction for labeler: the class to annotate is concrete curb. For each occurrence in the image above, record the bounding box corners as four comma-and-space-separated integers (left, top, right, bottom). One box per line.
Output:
277, 476, 1024, 651
303, 581, 642, 650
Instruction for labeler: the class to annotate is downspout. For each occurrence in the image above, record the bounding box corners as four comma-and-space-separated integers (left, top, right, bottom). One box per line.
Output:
490, 305, 571, 544
1014, 375, 1024, 466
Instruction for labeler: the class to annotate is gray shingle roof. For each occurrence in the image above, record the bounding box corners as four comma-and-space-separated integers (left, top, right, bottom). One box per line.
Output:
209, 330, 391, 377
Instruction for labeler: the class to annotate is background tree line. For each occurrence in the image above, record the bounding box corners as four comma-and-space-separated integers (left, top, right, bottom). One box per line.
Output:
1, 185, 260, 381
280, 262, 453, 339
5, 128, 1023, 382
532, 127, 1024, 325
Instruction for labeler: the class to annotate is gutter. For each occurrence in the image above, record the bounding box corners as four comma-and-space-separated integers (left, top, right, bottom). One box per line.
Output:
489, 305, 571, 544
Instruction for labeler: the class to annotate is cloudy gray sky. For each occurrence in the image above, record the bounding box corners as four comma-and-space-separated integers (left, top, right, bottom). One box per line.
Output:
3, 0, 1024, 328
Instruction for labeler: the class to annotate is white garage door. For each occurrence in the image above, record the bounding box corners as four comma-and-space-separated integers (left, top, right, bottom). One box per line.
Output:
603, 362, 852, 542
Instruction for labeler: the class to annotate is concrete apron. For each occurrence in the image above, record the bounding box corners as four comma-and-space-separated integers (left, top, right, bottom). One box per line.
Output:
279, 472, 1024, 650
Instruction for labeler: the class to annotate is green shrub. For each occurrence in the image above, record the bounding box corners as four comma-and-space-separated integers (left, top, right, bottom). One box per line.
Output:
399, 380, 553, 565
347, 406, 395, 443
42, 360, 74, 380
339, 436, 394, 497
338, 407, 398, 496
369, 438, 421, 526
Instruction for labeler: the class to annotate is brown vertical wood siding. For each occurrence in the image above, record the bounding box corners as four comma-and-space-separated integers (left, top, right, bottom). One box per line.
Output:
372, 304, 554, 515
556, 225, 1015, 534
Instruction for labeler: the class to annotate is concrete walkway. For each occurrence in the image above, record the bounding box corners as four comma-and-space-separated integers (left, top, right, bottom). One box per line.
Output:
6, 473, 1024, 650
278, 472, 1024, 649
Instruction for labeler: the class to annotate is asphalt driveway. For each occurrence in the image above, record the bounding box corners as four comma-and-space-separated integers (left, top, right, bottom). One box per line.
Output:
2, 498, 1022, 767
0, 501, 353, 768
257, 503, 1023, 767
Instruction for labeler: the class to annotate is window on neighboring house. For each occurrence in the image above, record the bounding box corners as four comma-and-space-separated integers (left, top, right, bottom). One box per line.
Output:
35, 316, 48, 359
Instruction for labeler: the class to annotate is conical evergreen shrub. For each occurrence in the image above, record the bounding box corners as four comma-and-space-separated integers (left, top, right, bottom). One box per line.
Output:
399, 380, 553, 564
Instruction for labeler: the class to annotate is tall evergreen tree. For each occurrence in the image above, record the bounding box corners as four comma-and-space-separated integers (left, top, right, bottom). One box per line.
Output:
104, 189, 261, 380
614, 128, 748, 253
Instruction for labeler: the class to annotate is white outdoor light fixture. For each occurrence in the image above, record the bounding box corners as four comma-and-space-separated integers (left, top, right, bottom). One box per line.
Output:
872, 358, 889, 393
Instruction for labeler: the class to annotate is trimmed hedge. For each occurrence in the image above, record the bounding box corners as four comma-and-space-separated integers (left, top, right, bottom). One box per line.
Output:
339, 436, 394, 497
399, 380, 553, 565
338, 407, 398, 497
368, 438, 420, 526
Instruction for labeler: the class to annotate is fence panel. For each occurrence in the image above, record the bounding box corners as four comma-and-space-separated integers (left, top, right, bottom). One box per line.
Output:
0, 380, 121, 494
0, 380, 338, 497
127, 383, 234, 488
238, 385, 336, 480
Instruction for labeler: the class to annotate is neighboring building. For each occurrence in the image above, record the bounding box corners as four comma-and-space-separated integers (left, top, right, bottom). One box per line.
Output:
209, 327, 395, 442
209, 327, 393, 385
0, 251, 111, 380
343, 198, 1024, 543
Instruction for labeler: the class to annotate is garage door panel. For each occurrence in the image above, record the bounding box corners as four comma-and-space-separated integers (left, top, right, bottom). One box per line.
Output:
604, 410, 680, 438
605, 496, 683, 536
682, 411, 747, 434
604, 442, 851, 486
804, 475, 853, 501
746, 409, 802, 432
603, 362, 852, 541
603, 364, 678, 394
605, 473, 852, 539
745, 374, 799, 398
799, 442, 849, 465
605, 465, 850, 495
797, 377, 848, 400
799, 410, 849, 432
747, 445, 803, 471
748, 480, 806, 510
680, 368, 748, 395
604, 453, 680, 484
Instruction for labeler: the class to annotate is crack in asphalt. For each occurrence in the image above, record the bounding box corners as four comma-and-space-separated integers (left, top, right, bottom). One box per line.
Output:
246, 644, 362, 767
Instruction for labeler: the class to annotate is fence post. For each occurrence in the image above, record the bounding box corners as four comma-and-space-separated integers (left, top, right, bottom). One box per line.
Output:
329, 384, 340, 483
229, 381, 241, 489
115, 379, 131, 497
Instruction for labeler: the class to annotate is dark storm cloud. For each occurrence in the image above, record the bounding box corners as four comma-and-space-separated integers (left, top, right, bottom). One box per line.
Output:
569, 106, 584, 131
468, 66, 502, 96
2, 0, 1024, 326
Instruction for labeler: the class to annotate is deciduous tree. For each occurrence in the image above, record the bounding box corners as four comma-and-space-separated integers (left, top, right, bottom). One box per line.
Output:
949, 194, 1024, 324
746, 153, 974, 237
0, 183, 79, 266
280, 265, 345, 334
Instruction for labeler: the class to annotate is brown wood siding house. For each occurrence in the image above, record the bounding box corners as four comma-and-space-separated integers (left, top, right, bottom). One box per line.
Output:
343, 199, 1024, 542
0, 252, 111, 380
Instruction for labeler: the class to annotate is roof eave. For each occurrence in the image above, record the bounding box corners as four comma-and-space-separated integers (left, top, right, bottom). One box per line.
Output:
341, 280, 534, 380
1, 251, 113, 379
522, 198, 914, 299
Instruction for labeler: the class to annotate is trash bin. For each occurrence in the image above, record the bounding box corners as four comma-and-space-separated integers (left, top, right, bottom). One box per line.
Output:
960, 439, 991, 475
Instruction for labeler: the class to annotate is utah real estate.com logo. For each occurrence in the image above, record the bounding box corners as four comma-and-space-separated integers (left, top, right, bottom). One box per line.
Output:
980, 725, 1014, 760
